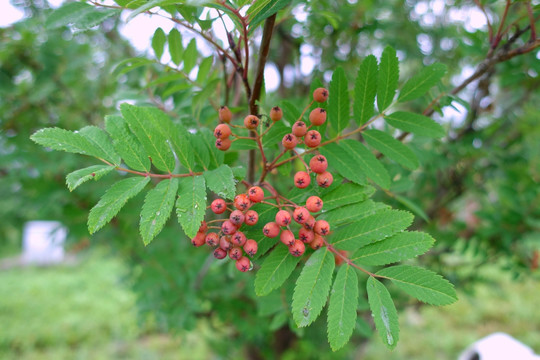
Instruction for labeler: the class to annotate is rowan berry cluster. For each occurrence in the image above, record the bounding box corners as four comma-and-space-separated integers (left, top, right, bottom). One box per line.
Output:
193, 87, 336, 270
191, 186, 265, 272
262, 196, 330, 257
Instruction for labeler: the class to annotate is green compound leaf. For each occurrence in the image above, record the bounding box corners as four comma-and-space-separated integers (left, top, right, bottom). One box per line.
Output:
292, 248, 335, 327
255, 245, 302, 296
327, 265, 359, 351
140, 178, 179, 246
168, 28, 183, 66
328, 67, 350, 136
330, 209, 413, 251
384, 111, 445, 138
363, 129, 419, 170
188, 132, 210, 171
66, 165, 115, 192
45, 2, 92, 29
320, 143, 366, 185
31, 127, 109, 159
78, 126, 121, 165
367, 276, 399, 349
321, 200, 389, 227
183, 38, 198, 74
353, 55, 378, 125
339, 139, 391, 189
105, 115, 151, 172
398, 63, 447, 103
203, 165, 236, 200
376, 265, 458, 306
323, 183, 375, 211
152, 27, 166, 60
352, 231, 434, 266
377, 46, 399, 112
176, 176, 206, 239
120, 103, 176, 173
249, 0, 291, 30
88, 176, 150, 234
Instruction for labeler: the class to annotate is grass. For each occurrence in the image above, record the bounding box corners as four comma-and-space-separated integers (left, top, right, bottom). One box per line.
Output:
0, 249, 538, 359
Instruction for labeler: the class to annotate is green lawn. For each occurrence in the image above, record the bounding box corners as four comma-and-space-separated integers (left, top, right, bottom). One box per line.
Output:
0, 249, 538, 359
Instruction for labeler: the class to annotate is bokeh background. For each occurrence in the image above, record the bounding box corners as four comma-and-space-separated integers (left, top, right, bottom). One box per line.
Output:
1, 0, 539, 359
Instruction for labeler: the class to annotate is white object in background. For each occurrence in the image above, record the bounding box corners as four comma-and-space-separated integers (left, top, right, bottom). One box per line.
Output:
459, 332, 540, 360
22, 221, 67, 264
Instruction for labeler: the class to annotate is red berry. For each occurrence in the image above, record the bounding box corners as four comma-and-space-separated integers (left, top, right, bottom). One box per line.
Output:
289, 240, 305, 257
263, 222, 280, 238
205, 232, 219, 247
229, 246, 243, 260
292, 121, 307, 137
234, 194, 251, 211
314, 220, 330, 236
316, 171, 333, 188
191, 232, 206, 247
213, 247, 227, 260
211, 199, 226, 214
219, 235, 233, 251
309, 108, 327, 126
306, 196, 323, 213
275, 209, 292, 227
214, 123, 231, 139
298, 228, 315, 243
248, 186, 264, 203
221, 220, 237, 235
310, 234, 324, 250
215, 137, 232, 151
313, 87, 329, 103
309, 155, 328, 174
231, 231, 247, 246
269, 106, 283, 122
294, 171, 311, 189
244, 115, 260, 129
219, 106, 232, 123
293, 207, 310, 224
304, 130, 321, 147
198, 221, 208, 233
244, 210, 259, 226
280, 229, 295, 246
229, 210, 245, 226
243, 239, 258, 257
282, 133, 298, 149
303, 215, 316, 230
236, 256, 251, 272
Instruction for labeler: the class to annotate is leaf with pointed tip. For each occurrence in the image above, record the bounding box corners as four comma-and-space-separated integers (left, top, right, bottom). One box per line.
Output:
363, 129, 419, 170
395, 195, 430, 222
292, 248, 335, 327
327, 265, 358, 351
120, 103, 176, 173
377, 46, 399, 112
328, 67, 350, 136
398, 63, 447, 103
183, 39, 198, 74
249, 0, 291, 30
88, 177, 150, 234
353, 55, 378, 125
140, 178, 179, 246
367, 277, 399, 349
105, 115, 151, 172
339, 139, 391, 189
78, 126, 121, 165
384, 111, 445, 138
45, 2, 92, 29
376, 265, 457, 305
169, 28, 183, 66
203, 165, 236, 200
66, 165, 115, 192
176, 176, 206, 239
352, 231, 434, 266
320, 143, 366, 185
126, 0, 180, 22
323, 183, 375, 211
330, 210, 413, 251
254, 245, 302, 296
321, 200, 389, 227
152, 27, 166, 60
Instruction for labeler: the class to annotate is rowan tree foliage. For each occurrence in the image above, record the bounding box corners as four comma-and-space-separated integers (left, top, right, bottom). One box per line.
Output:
3, 0, 539, 358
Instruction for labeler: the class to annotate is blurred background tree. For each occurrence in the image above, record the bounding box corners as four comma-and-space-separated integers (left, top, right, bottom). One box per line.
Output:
0, 0, 538, 359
